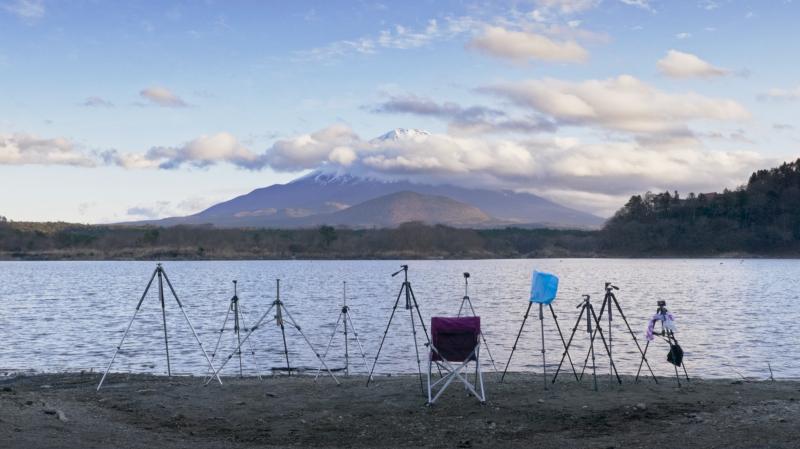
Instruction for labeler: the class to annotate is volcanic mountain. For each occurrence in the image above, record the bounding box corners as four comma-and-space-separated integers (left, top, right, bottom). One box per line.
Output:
137, 129, 604, 229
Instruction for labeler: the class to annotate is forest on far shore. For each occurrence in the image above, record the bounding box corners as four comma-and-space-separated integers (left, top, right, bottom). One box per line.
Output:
4, 158, 800, 260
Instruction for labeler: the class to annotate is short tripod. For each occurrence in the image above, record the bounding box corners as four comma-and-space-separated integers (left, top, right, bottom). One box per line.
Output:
554, 295, 621, 390
578, 283, 657, 383
205, 279, 339, 385
207, 280, 264, 379
636, 301, 690, 386
315, 281, 371, 380
457, 272, 499, 373
98, 263, 222, 390
367, 265, 433, 394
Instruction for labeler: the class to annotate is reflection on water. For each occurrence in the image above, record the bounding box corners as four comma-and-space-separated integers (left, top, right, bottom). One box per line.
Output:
0, 259, 797, 379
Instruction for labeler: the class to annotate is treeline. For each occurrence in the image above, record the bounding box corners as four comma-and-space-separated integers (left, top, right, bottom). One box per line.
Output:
603, 158, 800, 255
0, 221, 601, 260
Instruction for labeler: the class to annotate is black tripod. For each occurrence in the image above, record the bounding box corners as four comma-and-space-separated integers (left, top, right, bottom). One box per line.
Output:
367, 265, 433, 393
205, 279, 339, 385
636, 300, 690, 386
315, 281, 371, 380
207, 281, 264, 379
501, 298, 578, 387
457, 273, 499, 373
578, 283, 657, 384
97, 263, 222, 390
554, 295, 621, 390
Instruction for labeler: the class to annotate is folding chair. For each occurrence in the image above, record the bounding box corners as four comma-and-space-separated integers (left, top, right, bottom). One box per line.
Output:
427, 316, 486, 405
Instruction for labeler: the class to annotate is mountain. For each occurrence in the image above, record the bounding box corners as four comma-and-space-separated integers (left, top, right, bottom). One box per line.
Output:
137, 129, 604, 229
296, 191, 496, 228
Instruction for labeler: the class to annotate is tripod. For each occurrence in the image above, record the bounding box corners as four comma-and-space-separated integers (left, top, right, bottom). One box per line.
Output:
553, 295, 621, 390
205, 279, 339, 385
207, 281, 264, 379
578, 283, 657, 384
315, 281, 371, 380
636, 301, 690, 386
367, 265, 433, 393
501, 300, 578, 388
97, 263, 222, 390
456, 273, 499, 373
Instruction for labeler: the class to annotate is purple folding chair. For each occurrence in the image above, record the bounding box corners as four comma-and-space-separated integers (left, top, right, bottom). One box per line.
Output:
427, 316, 486, 405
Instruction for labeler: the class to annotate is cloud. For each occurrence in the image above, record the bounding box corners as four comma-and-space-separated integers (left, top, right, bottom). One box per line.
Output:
773, 123, 795, 131
82, 96, 114, 107
534, 0, 600, 14
467, 26, 588, 63
254, 124, 769, 216
657, 50, 729, 79
370, 94, 556, 134
675, 32, 692, 39
125, 197, 213, 220
2, 0, 44, 20
139, 86, 188, 107
106, 132, 259, 169
0, 133, 95, 166
480, 75, 749, 134
759, 86, 800, 101
619, 0, 655, 11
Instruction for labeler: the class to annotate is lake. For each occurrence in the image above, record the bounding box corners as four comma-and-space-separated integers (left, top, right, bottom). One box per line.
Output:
0, 259, 797, 380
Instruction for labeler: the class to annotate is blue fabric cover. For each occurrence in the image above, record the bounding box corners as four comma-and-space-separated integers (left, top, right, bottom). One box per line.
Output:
530, 271, 559, 304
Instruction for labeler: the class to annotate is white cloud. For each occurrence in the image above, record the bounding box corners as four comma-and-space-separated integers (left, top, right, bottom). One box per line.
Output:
481, 75, 750, 133
619, 0, 655, 11
107, 132, 259, 169
534, 0, 600, 14
82, 96, 114, 107
139, 86, 188, 107
657, 50, 729, 79
467, 26, 588, 63
676, 32, 692, 39
759, 86, 800, 101
2, 0, 44, 20
0, 133, 95, 166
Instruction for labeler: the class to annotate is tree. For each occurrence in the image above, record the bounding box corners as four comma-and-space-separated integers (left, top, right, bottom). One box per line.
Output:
319, 225, 337, 247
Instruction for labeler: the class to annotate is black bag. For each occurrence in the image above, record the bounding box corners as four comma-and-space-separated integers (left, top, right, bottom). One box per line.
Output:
667, 343, 684, 367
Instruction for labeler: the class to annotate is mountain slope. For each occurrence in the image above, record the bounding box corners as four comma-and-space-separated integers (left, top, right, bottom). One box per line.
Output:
297, 191, 495, 228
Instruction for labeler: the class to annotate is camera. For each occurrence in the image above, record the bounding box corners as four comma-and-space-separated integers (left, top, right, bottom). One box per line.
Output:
657, 300, 666, 307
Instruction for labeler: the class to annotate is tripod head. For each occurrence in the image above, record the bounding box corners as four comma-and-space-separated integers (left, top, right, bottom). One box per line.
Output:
577, 294, 591, 308
657, 300, 668, 314
392, 265, 409, 277
605, 282, 619, 292
463, 272, 470, 297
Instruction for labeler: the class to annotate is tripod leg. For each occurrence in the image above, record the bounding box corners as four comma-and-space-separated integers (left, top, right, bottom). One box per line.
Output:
237, 305, 264, 380
234, 302, 243, 378
635, 340, 650, 383
579, 298, 608, 381
205, 302, 275, 385
367, 286, 404, 386
553, 306, 585, 384
458, 297, 466, 317
501, 302, 532, 383
588, 306, 622, 385
278, 306, 291, 376
408, 284, 441, 378
467, 298, 499, 373
539, 303, 547, 390
314, 312, 343, 381
206, 307, 231, 380
670, 333, 690, 382
345, 311, 372, 379
409, 302, 425, 394
281, 305, 340, 385
549, 305, 578, 381
590, 333, 597, 391
161, 270, 223, 386
97, 267, 157, 391
344, 310, 349, 377
613, 297, 657, 383
157, 269, 171, 377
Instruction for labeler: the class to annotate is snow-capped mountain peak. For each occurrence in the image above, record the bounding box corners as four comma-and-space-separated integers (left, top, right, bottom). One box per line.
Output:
371, 128, 431, 143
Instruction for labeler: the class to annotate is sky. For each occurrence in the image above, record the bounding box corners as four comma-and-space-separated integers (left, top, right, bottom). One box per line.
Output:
1, 0, 799, 223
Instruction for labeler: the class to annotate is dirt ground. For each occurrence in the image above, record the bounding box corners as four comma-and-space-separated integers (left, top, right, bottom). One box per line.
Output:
0, 372, 798, 449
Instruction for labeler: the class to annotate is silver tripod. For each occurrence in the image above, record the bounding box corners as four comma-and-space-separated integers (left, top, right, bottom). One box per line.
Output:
205, 279, 339, 385
206, 280, 264, 380
314, 281, 371, 380
97, 263, 222, 390
456, 273, 499, 373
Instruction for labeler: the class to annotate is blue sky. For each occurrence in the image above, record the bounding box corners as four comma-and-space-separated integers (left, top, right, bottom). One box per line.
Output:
1, 0, 799, 222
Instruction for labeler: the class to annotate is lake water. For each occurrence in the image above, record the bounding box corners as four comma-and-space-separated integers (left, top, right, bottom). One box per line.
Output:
0, 259, 797, 380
